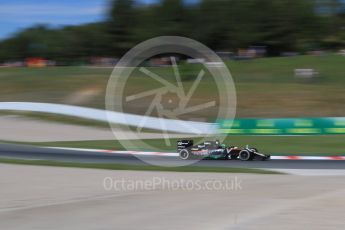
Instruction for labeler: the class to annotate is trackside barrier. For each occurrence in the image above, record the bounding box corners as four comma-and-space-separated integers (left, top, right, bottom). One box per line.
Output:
0, 102, 217, 135
2, 102, 345, 136
218, 118, 345, 135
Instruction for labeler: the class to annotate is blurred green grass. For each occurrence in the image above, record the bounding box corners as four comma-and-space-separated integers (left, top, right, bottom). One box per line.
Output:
1, 54, 345, 118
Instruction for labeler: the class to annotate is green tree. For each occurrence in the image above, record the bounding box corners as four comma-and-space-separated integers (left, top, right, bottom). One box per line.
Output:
154, 0, 188, 35
108, 0, 138, 56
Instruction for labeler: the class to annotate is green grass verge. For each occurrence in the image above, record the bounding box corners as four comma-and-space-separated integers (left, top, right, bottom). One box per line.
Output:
18, 134, 345, 155
0, 158, 277, 174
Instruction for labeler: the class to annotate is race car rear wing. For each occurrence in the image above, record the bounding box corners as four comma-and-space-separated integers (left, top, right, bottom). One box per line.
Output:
177, 140, 193, 152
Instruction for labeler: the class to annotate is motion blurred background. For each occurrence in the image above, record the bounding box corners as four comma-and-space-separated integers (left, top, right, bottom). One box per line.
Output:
1, 0, 345, 116
0, 0, 345, 153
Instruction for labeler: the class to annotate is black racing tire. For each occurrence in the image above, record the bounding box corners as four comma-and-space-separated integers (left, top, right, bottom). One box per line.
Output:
179, 149, 191, 160
239, 150, 253, 161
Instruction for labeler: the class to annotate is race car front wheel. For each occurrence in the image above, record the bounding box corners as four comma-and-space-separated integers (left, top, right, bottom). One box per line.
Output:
179, 149, 191, 160
239, 150, 253, 161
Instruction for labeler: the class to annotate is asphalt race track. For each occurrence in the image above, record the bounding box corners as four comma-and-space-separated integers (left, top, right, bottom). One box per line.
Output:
0, 143, 344, 169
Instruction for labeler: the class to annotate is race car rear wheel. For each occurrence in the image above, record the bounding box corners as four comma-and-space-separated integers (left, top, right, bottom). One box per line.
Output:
179, 149, 191, 160
239, 150, 253, 161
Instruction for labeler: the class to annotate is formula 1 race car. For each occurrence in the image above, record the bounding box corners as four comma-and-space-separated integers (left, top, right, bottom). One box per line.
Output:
177, 140, 270, 161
